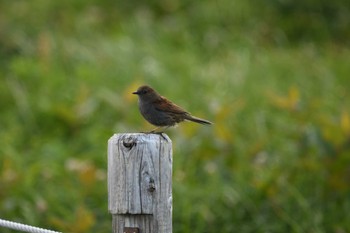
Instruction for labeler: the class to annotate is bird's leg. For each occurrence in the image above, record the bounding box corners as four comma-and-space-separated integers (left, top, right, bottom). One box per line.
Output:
150, 125, 173, 133
139, 127, 159, 134
158, 126, 170, 133
155, 126, 171, 141
148, 126, 162, 133
144, 126, 170, 141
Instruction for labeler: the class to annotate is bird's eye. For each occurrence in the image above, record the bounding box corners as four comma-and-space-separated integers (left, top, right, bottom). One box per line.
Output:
141, 90, 147, 94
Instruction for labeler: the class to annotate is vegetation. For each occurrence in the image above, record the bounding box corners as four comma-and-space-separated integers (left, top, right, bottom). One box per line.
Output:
1, 0, 349, 232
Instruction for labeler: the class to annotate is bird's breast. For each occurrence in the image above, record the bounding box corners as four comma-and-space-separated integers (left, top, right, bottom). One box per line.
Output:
138, 100, 175, 126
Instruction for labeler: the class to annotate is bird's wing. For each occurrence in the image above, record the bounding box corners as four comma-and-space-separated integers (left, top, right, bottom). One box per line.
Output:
154, 96, 188, 114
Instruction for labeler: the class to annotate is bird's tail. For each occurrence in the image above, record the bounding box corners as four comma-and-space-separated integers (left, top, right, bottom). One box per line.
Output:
185, 115, 212, 125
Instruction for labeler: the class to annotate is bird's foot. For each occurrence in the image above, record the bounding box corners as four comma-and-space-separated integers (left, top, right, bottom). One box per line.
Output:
156, 132, 168, 141
138, 130, 158, 134
140, 131, 168, 141
139, 126, 170, 141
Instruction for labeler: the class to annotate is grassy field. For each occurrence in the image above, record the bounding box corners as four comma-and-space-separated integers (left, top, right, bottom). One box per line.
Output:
1, 1, 350, 232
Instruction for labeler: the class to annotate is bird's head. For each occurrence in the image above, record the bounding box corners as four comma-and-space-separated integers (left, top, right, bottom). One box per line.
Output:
133, 85, 160, 102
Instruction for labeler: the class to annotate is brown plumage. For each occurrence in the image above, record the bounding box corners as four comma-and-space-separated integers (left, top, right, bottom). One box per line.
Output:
133, 85, 212, 132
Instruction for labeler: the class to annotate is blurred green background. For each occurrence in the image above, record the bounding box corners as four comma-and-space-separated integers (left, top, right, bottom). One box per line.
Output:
1, 0, 350, 232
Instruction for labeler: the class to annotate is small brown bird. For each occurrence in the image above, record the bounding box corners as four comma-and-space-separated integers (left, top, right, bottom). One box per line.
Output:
133, 85, 212, 132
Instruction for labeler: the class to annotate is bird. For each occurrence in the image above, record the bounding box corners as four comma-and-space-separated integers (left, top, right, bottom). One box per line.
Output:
133, 85, 212, 133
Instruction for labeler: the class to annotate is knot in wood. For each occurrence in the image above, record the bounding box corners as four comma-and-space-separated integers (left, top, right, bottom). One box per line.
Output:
122, 138, 136, 149
147, 178, 156, 192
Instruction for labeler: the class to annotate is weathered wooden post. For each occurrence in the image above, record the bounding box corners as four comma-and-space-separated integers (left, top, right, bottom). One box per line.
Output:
108, 133, 172, 233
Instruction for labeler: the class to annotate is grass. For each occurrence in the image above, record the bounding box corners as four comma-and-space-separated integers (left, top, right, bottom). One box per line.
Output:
1, 0, 350, 232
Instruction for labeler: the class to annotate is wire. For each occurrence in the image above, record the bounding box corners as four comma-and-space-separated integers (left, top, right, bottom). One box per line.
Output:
0, 218, 62, 233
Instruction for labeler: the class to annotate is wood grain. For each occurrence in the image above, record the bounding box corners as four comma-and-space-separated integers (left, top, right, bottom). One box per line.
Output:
108, 133, 172, 233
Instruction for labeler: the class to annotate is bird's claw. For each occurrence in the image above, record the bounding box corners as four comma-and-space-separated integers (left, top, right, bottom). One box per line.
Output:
140, 131, 168, 141
153, 132, 167, 140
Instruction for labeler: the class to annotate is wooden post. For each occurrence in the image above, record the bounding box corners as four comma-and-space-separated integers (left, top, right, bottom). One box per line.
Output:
108, 133, 172, 233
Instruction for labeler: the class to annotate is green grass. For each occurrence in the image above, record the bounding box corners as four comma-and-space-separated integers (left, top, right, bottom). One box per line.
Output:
1, 0, 350, 232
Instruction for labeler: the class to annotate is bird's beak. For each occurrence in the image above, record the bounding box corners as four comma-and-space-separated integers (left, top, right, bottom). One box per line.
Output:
132, 91, 139, 95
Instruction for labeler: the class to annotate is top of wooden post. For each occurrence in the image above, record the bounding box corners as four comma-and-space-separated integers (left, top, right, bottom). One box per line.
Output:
108, 133, 172, 215
108, 133, 171, 146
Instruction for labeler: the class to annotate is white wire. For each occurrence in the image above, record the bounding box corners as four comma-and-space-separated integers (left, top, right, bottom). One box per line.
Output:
0, 218, 62, 233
